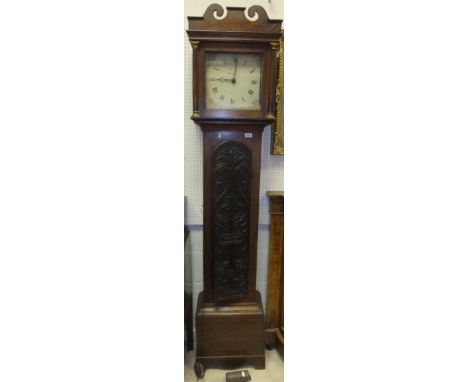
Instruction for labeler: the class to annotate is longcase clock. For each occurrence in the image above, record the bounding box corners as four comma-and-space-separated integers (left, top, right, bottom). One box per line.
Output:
187, 4, 282, 378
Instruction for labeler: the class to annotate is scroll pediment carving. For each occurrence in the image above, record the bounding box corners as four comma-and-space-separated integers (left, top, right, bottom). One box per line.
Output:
187, 4, 281, 38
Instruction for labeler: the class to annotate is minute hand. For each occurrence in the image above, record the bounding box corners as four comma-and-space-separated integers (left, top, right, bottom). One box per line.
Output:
231, 58, 238, 84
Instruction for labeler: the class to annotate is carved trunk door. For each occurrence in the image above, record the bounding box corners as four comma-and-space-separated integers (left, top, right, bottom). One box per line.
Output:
211, 141, 252, 302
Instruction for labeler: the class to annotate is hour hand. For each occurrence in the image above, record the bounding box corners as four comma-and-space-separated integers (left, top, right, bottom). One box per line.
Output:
209, 77, 231, 82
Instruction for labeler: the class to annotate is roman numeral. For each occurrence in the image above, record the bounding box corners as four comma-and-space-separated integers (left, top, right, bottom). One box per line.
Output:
212, 87, 218, 93
249, 68, 255, 73
241, 97, 246, 102
251, 80, 257, 84
248, 89, 254, 96
220, 95, 224, 101
231, 99, 234, 104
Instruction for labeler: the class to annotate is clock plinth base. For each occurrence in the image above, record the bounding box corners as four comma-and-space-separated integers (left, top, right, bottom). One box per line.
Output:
194, 291, 266, 374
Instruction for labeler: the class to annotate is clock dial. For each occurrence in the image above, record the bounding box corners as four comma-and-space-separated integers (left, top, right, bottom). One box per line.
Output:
205, 52, 261, 110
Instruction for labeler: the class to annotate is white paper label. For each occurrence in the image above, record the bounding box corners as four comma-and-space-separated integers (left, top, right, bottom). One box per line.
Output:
244, 133, 253, 138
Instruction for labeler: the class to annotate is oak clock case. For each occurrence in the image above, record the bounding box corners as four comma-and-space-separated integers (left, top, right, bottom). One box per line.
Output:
187, 4, 282, 379
194, 44, 273, 121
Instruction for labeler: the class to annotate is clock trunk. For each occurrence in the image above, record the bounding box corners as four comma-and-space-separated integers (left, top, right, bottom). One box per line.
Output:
195, 124, 266, 371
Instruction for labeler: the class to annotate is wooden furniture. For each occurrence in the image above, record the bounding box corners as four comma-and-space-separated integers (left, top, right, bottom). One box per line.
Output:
187, 5, 282, 378
184, 227, 194, 351
265, 192, 284, 356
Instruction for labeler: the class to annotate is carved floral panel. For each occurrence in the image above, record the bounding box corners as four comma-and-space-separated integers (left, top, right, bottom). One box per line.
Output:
212, 141, 251, 302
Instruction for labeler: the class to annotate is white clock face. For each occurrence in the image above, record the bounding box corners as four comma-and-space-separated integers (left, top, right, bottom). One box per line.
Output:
205, 52, 262, 110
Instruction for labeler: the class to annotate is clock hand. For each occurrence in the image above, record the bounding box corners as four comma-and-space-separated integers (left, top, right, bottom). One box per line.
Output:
209, 77, 231, 82
231, 57, 238, 84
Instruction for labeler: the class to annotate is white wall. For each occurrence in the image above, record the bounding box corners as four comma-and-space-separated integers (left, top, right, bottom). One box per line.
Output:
184, 1, 284, 324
